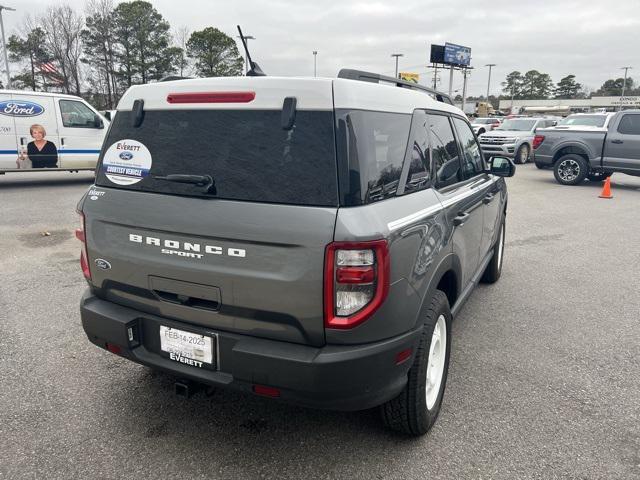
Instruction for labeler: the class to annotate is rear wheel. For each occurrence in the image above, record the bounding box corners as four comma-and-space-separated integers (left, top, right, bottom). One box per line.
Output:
553, 154, 589, 185
514, 144, 530, 164
380, 290, 451, 436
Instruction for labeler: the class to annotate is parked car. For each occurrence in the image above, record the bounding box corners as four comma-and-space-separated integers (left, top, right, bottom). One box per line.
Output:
77, 69, 515, 436
551, 112, 614, 131
479, 117, 558, 164
0, 90, 107, 174
533, 110, 640, 184
470, 117, 501, 135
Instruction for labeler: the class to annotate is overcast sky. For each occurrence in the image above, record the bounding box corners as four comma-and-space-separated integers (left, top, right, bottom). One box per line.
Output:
4, 0, 640, 96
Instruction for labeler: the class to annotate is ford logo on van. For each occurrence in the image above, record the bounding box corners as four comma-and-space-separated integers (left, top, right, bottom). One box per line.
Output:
119, 151, 133, 160
0, 100, 45, 117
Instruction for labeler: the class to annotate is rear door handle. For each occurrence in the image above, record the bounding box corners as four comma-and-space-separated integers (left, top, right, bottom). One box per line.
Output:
483, 193, 495, 204
611, 139, 624, 144
453, 212, 470, 226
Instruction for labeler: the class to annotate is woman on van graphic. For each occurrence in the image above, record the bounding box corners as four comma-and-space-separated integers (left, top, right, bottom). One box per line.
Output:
17, 124, 58, 169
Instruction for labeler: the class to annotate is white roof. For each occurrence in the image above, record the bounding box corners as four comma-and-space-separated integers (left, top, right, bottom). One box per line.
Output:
116, 75, 462, 116
0, 89, 85, 100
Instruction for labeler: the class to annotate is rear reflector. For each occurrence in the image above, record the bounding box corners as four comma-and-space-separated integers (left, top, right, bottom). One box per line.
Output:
395, 348, 413, 365
106, 343, 122, 355
252, 385, 281, 398
166, 92, 256, 104
76, 212, 91, 280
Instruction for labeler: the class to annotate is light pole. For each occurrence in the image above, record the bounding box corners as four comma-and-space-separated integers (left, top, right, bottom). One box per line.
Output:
237, 34, 255, 74
313, 51, 317, 77
485, 63, 496, 104
391, 53, 403, 79
620, 66, 632, 111
0, 4, 15, 89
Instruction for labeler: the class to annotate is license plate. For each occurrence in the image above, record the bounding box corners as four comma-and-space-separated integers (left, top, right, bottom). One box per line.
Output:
159, 326, 214, 367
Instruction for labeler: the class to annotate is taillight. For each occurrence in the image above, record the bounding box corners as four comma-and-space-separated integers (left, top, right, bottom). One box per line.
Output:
533, 135, 545, 149
76, 212, 91, 280
324, 240, 390, 329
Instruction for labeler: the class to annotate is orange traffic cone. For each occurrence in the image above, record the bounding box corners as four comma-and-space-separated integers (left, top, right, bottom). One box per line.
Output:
599, 176, 613, 199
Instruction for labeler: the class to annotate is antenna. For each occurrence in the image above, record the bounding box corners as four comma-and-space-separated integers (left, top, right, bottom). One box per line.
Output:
237, 25, 265, 77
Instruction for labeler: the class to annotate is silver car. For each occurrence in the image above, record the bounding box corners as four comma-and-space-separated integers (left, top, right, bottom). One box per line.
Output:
479, 117, 558, 164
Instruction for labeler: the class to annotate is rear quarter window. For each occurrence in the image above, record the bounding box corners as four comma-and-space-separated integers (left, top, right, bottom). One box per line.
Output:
95, 109, 338, 206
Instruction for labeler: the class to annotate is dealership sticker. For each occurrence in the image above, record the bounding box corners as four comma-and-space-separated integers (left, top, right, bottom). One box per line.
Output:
102, 139, 152, 185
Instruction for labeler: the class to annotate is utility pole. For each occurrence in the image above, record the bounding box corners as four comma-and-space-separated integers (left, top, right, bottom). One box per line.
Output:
313, 51, 317, 77
485, 63, 496, 105
433, 65, 438, 89
620, 66, 632, 110
391, 53, 403, 78
448, 65, 454, 97
0, 4, 15, 89
237, 34, 255, 74
461, 68, 469, 112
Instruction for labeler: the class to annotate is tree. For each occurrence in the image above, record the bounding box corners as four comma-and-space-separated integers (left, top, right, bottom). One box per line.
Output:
40, 5, 84, 95
112, 1, 175, 86
186, 27, 243, 77
82, 0, 118, 108
174, 26, 191, 77
7, 25, 50, 91
595, 77, 635, 96
554, 74, 582, 99
519, 70, 554, 99
502, 71, 524, 98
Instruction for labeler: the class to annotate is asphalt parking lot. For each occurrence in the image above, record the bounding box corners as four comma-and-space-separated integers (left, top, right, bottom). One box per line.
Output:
1, 166, 639, 480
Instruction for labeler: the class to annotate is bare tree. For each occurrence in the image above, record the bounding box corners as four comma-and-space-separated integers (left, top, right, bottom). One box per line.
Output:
40, 5, 84, 95
174, 25, 191, 77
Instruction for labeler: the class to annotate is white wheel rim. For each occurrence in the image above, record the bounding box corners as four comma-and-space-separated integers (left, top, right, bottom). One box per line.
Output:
520, 146, 528, 163
497, 222, 505, 269
425, 315, 447, 410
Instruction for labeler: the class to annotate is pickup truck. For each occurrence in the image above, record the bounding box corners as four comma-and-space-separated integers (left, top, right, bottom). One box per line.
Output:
534, 110, 640, 185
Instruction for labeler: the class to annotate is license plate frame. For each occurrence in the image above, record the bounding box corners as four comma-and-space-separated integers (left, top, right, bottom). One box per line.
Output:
159, 325, 216, 369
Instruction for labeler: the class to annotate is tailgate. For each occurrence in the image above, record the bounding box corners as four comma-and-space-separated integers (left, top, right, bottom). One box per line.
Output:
83, 189, 336, 347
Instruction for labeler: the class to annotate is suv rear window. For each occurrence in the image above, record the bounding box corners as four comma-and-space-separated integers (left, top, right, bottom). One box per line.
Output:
95, 109, 338, 206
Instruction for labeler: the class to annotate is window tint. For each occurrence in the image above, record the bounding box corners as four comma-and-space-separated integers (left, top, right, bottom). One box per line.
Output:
59, 100, 98, 128
428, 114, 461, 189
453, 117, 484, 179
95, 110, 338, 206
403, 110, 431, 193
617, 114, 640, 135
335, 109, 411, 205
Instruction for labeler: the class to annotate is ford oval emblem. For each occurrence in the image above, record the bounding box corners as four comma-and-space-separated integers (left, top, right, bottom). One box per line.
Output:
0, 100, 45, 117
119, 151, 133, 160
94, 258, 112, 270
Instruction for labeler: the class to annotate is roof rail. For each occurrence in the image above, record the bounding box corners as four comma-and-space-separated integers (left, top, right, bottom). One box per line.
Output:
337, 69, 454, 106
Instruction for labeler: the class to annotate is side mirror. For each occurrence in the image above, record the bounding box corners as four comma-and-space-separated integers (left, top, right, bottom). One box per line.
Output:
94, 116, 104, 129
488, 156, 515, 177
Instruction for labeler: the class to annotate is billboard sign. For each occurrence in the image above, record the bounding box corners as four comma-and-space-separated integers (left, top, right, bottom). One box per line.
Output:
399, 72, 419, 83
444, 43, 471, 66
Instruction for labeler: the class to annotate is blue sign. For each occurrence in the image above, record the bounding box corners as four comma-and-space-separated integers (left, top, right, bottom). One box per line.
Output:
0, 100, 45, 117
444, 43, 471, 67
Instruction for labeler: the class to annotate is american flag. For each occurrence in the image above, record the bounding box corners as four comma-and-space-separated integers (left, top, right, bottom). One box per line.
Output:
39, 62, 58, 74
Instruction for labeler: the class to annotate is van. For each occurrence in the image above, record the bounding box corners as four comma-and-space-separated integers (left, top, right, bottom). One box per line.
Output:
0, 90, 107, 174
78, 70, 515, 435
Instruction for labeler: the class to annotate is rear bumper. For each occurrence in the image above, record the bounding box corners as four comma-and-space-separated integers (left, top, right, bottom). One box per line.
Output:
533, 152, 553, 167
80, 290, 421, 411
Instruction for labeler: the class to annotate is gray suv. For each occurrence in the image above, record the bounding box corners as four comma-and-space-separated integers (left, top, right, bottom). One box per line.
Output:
77, 70, 514, 436
479, 117, 558, 164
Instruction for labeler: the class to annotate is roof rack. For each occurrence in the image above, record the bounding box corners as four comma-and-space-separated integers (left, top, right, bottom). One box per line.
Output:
337, 69, 454, 106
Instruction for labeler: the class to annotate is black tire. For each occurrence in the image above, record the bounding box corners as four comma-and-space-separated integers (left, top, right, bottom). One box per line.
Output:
481, 218, 505, 284
380, 290, 452, 436
514, 144, 530, 164
587, 172, 612, 182
553, 154, 589, 185
534, 162, 546, 170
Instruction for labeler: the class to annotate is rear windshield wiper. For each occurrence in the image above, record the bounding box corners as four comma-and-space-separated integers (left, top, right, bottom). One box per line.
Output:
153, 174, 216, 194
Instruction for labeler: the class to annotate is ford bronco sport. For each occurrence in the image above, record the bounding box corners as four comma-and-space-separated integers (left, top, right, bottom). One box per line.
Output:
77, 69, 515, 436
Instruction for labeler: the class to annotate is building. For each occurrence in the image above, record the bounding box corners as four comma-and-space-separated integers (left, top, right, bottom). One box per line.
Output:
498, 96, 640, 114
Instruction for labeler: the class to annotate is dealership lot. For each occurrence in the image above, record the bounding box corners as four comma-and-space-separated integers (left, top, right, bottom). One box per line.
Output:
1, 167, 639, 479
